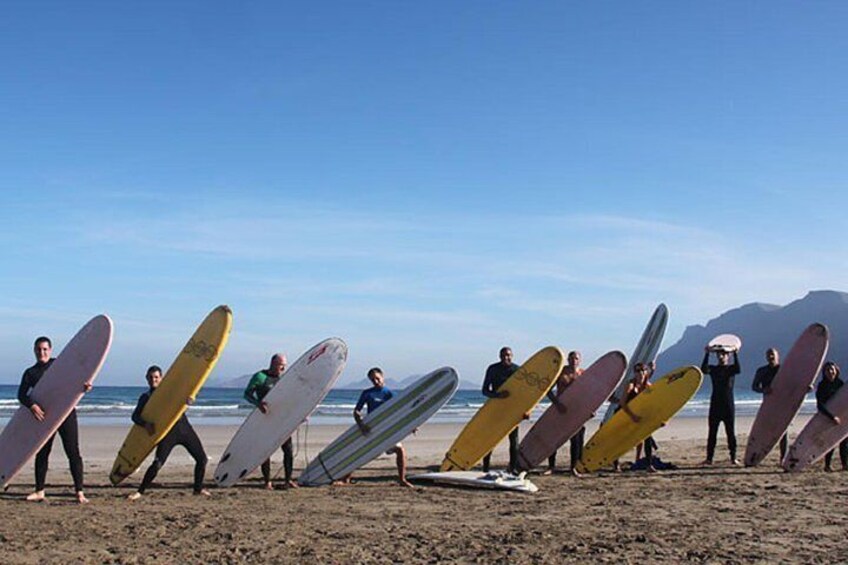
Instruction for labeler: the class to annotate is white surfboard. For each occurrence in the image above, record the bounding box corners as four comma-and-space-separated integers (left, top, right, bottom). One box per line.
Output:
708, 334, 742, 353
410, 470, 539, 493
298, 367, 459, 486
0, 315, 113, 488
602, 304, 668, 423
214, 338, 348, 487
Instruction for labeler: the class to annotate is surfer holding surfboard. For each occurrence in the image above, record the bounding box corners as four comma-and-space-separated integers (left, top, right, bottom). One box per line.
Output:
481, 347, 521, 474
751, 348, 787, 462
701, 336, 742, 466
817, 362, 848, 472
545, 351, 584, 476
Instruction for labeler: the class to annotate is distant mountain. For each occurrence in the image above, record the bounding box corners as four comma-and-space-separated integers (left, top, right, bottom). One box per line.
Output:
656, 290, 848, 390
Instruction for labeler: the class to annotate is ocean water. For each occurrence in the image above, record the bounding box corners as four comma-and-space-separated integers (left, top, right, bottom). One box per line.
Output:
0, 384, 822, 427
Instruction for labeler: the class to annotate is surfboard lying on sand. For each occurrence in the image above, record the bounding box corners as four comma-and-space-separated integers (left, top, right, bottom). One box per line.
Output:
577, 366, 703, 473
602, 304, 668, 424
298, 367, 459, 486
745, 323, 829, 467
784, 379, 848, 472
410, 470, 538, 493
517, 350, 627, 471
110, 305, 233, 485
215, 338, 348, 487
440, 346, 564, 472
0, 315, 113, 489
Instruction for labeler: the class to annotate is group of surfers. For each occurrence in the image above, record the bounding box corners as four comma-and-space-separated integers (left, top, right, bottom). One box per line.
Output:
12, 336, 848, 504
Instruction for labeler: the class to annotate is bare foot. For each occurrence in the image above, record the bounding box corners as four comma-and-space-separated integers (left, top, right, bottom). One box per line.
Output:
571, 468, 582, 478
825, 465, 834, 473
281, 480, 299, 490
76, 492, 90, 504
647, 466, 657, 473
127, 492, 142, 501
730, 458, 741, 467
194, 489, 211, 497
399, 479, 413, 488
331, 479, 353, 486
541, 469, 553, 476
700, 459, 713, 466
26, 491, 45, 502
264, 482, 274, 491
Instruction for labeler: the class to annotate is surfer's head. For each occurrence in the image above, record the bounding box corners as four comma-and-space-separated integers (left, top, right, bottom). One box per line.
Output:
269, 353, 287, 377
33, 336, 52, 364
717, 350, 730, 365
367, 367, 385, 388
823, 361, 840, 381
765, 348, 779, 366
568, 351, 582, 368
146, 365, 163, 389
499, 347, 513, 366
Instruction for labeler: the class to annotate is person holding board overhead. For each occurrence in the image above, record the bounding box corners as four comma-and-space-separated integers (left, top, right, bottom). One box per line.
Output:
701, 345, 741, 466
481, 346, 521, 474
243, 353, 298, 490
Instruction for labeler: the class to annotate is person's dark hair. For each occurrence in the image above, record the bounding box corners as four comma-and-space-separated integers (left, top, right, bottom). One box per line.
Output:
146, 365, 163, 379
34, 336, 52, 348
824, 361, 841, 378
634, 362, 647, 372
367, 367, 383, 379
499, 347, 512, 356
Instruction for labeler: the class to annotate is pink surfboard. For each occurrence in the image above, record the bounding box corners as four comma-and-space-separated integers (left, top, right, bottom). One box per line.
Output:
516, 351, 627, 471
744, 323, 828, 467
783, 382, 848, 472
0, 315, 113, 488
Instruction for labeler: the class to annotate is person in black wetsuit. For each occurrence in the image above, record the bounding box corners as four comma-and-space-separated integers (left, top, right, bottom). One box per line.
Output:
613, 362, 656, 472
545, 351, 583, 476
17, 336, 92, 504
481, 346, 521, 473
127, 365, 210, 500
701, 346, 741, 466
751, 348, 788, 462
243, 353, 298, 490
816, 361, 847, 472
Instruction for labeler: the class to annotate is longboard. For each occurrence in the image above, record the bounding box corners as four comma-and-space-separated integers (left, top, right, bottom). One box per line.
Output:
440, 346, 564, 472
410, 471, 538, 493
577, 366, 702, 473
0, 315, 113, 488
298, 367, 458, 486
602, 304, 668, 423
517, 350, 627, 471
784, 380, 848, 472
215, 338, 348, 487
110, 305, 232, 485
745, 323, 829, 467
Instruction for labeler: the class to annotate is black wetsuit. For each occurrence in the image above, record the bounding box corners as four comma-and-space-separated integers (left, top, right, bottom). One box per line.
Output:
702, 351, 740, 462
816, 376, 848, 469
752, 363, 788, 460
243, 370, 294, 483
481, 361, 520, 473
132, 390, 208, 493
18, 359, 84, 492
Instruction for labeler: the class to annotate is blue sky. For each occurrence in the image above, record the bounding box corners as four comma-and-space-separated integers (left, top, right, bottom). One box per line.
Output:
2, 2, 847, 386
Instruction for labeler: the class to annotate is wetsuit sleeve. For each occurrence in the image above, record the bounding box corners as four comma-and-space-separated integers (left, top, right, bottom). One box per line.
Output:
482, 366, 497, 398
354, 390, 368, 413
131, 393, 151, 426
731, 352, 741, 376
243, 372, 265, 407
752, 367, 766, 393
17, 370, 34, 408
700, 351, 710, 375
546, 388, 558, 402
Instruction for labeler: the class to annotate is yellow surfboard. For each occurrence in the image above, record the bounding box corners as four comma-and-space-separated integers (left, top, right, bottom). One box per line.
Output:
110, 305, 233, 485
441, 346, 564, 471
576, 365, 702, 473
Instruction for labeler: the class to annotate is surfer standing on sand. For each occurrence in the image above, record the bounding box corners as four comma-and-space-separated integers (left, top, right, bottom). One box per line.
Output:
752, 348, 788, 462
481, 346, 521, 474
127, 365, 210, 500
17, 336, 91, 504
701, 346, 741, 466
339, 367, 411, 487
545, 350, 584, 476
243, 353, 298, 490
816, 361, 847, 472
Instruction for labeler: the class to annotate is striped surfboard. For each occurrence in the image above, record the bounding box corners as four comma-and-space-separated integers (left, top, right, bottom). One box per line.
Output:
602, 303, 669, 424
298, 367, 459, 486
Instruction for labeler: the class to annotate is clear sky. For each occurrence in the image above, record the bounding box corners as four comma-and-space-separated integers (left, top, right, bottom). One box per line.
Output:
2, 2, 847, 386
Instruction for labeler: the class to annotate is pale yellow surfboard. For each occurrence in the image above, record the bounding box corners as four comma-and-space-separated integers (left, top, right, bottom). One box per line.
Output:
440, 346, 564, 471
576, 365, 703, 473
110, 306, 233, 485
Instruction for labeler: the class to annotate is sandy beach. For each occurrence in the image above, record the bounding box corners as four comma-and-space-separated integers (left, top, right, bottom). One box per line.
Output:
2, 415, 847, 563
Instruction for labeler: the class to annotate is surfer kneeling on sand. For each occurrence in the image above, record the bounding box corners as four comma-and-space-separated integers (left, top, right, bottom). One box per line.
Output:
127, 365, 211, 500
336, 367, 412, 488
613, 362, 656, 472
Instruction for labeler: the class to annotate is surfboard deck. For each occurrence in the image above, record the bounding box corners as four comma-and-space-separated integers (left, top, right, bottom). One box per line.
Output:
215, 338, 348, 487
0, 315, 113, 488
109, 305, 233, 485
745, 323, 829, 467
577, 366, 703, 473
440, 346, 564, 472
708, 334, 742, 353
517, 350, 627, 471
410, 471, 538, 493
298, 367, 459, 486
602, 304, 668, 423
784, 380, 848, 472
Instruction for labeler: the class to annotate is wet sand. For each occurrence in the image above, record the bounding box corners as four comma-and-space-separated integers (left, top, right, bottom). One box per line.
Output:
1, 416, 846, 563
